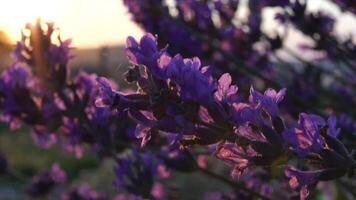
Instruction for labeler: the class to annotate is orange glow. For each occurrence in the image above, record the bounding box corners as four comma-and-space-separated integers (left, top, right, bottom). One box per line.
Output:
0, 0, 143, 48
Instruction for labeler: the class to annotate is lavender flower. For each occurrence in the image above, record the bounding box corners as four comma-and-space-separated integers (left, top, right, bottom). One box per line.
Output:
126, 34, 168, 80
283, 113, 326, 157
26, 163, 66, 197
285, 167, 347, 200
165, 55, 216, 104
0, 5, 355, 199
114, 150, 157, 197
216, 143, 252, 178
215, 73, 238, 104
249, 87, 286, 118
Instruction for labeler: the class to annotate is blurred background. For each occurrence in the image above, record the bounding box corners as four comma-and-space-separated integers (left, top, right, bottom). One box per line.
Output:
0, 0, 145, 80
0, 0, 355, 199
0, 1, 144, 199
0, 0, 355, 70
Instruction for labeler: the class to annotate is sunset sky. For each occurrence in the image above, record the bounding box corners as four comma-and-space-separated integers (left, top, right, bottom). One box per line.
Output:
0, 0, 354, 49
0, 0, 144, 48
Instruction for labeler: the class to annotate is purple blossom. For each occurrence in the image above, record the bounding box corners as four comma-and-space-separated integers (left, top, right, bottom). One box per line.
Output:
95, 77, 116, 108
0, 9, 355, 199
285, 166, 320, 200
48, 38, 73, 66
150, 182, 166, 200
0, 63, 32, 88
0, 64, 37, 129
165, 55, 216, 104
232, 102, 257, 125
114, 150, 157, 197
283, 113, 326, 157
284, 166, 347, 200
125, 34, 168, 79
75, 71, 96, 91
215, 73, 238, 103
31, 125, 57, 148
249, 87, 286, 118
327, 116, 340, 137
215, 142, 252, 178
26, 163, 66, 197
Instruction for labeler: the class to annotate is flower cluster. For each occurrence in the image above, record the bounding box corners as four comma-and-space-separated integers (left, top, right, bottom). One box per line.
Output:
0, 20, 136, 158
0, 1, 355, 199
97, 33, 355, 199
123, 0, 356, 133
0, 20, 201, 199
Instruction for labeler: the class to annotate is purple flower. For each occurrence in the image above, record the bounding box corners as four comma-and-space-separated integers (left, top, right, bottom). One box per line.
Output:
166, 55, 216, 104
125, 34, 168, 79
74, 72, 99, 103
31, 125, 57, 148
13, 40, 29, 63
285, 166, 320, 200
326, 116, 340, 137
151, 182, 166, 200
48, 38, 73, 66
236, 125, 266, 142
215, 142, 253, 178
249, 87, 286, 118
283, 113, 326, 157
95, 77, 116, 107
215, 73, 238, 103
232, 102, 257, 125
0, 63, 32, 88
114, 150, 157, 197
95, 77, 148, 112
285, 166, 346, 200
0, 64, 43, 131
127, 109, 158, 146
26, 163, 66, 197
338, 113, 356, 133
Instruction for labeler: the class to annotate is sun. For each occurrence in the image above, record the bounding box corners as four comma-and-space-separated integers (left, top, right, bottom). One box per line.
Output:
0, 0, 144, 48
0, 0, 61, 42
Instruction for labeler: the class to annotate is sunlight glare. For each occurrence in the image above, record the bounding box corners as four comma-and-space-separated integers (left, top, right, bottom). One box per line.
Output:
0, 0, 61, 41
0, 0, 143, 47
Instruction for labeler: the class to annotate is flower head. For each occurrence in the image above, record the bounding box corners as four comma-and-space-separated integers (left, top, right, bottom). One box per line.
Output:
126, 34, 168, 79
166, 55, 216, 104
283, 113, 326, 156
249, 87, 286, 118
